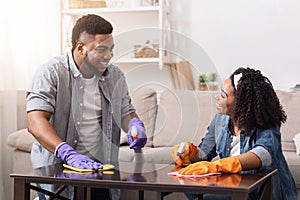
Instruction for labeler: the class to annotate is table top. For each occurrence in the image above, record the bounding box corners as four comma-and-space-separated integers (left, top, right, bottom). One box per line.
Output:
10, 161, 277, 194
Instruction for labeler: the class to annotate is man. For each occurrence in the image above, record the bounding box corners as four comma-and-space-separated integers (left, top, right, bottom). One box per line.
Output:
27, 14, 146, 199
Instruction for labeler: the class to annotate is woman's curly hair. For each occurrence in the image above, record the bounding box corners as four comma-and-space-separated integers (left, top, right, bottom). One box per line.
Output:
230, 67, 287, 135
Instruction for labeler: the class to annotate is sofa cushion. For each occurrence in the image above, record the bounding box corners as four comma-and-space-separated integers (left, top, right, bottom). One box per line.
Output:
142, 147, 173, 164
119, 146, 135, 162
7, 129, 35, 152
153, 89, 216, 147
276, 90, 300, 152
119, 146, 161, 162
130, 86, 158, 147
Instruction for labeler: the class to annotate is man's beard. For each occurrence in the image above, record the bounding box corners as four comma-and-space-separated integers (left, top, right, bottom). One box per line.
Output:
82, 57, 105, 77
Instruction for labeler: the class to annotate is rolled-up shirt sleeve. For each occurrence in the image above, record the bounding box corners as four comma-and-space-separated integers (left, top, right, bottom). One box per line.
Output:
250, 146, 272, 168
26, 64, 57, 113
249, 128, 280, 168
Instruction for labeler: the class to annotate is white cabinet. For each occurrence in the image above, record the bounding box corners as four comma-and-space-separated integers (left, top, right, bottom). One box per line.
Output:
60, 0, 170, 68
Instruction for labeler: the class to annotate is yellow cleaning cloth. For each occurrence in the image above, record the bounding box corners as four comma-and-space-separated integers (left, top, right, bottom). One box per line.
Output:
63, 164, 115, 173
62, 169, 115, 175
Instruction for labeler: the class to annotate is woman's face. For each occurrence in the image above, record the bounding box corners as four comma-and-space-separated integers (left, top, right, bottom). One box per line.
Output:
215, 78, 236, 116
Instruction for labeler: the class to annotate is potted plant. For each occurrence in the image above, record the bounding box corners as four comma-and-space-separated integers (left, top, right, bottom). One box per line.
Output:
199, 74, 208, 90
208, 72, 218, 91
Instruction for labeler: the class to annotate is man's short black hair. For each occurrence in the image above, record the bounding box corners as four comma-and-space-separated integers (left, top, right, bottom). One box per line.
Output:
71, 14, 113, 51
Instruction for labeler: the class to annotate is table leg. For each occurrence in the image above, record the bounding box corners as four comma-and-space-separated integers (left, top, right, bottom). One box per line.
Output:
156, 191, 162, 200
13, 178, 30, 200
198, 194, 203, 200
86, 187, 91, 200
258, 176, 272, 200
160, 192, 172, 200
231, 192, 248, 200
74, 186, 86, 200
138, 190, 144, 200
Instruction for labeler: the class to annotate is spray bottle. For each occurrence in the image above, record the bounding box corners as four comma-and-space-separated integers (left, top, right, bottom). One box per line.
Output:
131, 126, 144, 163
176, 142, 191, 166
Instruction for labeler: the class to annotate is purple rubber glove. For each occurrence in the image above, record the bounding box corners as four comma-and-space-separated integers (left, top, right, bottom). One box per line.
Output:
56, 143, 102, 170
127, 174, 147, 182
127, 118, 147, 149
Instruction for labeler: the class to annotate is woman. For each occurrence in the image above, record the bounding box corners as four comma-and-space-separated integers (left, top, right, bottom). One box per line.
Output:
171, 67, 298, 200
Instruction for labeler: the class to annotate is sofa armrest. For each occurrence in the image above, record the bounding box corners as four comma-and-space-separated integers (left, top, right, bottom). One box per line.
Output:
293, 133, 300, 155
7, 128, 129, 152
7, 129, 35, 153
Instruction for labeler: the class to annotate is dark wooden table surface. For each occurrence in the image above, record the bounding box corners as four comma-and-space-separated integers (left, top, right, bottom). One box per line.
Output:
10, 161, 277, 200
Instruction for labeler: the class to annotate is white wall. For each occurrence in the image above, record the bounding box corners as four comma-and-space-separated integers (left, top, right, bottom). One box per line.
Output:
189, 0, 300, 91
9, 0, 300, 92
11, 0, 60, 90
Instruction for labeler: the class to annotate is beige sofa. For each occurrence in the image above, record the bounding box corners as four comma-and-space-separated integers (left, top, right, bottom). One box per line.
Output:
7, 87, 300, 199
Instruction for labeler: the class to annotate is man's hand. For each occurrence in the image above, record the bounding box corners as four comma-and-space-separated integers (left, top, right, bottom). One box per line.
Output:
127, 118, 147, 149
56, 143, 102, 170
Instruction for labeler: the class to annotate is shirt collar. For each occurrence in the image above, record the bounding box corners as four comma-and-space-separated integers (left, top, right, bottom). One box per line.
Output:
67, 51, 81, 77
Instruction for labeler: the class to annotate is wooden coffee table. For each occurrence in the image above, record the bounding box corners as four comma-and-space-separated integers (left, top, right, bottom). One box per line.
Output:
10, 161, 277, 200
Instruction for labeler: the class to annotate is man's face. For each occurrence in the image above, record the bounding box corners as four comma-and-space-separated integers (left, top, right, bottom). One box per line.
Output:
83, 34, 114, 74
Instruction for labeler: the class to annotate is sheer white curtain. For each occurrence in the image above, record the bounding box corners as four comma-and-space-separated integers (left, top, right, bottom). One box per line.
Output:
0, 0, 60, 199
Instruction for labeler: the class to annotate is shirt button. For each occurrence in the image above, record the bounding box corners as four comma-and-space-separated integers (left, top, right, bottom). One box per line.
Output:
80, 86, 83, 89
77, 121, 80, 125
74, 140, 78, 144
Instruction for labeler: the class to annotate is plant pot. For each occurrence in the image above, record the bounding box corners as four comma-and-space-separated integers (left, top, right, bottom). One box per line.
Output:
209, 82, 218, 91
199, 83, 208, 91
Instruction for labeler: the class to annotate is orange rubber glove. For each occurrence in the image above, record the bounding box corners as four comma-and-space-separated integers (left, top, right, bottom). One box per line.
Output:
177, 156, 242, 175
171, 142, 198, 166
216, 174, 241, 187
184, 173, 241, 187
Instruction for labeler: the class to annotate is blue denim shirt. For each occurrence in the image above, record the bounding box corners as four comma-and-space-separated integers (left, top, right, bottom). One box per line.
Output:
198, 113, 298, 200
27, 52, 135, 169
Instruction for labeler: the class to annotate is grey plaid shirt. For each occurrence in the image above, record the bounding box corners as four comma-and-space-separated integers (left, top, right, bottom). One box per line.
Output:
27, 51, 135, 169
